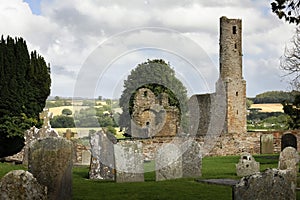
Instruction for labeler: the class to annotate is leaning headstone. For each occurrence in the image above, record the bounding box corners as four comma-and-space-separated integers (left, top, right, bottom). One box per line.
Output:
233, 168, 296, 200
182, 139, 202, 178
281, 133, 297, 151
114, 141, 144, 183
260, 134, 274, 154
89, 130, 117, 180
0, 170, 47, 200
28, 137, 73, 200
156, 143, 182, 181
278, 146, 299, 184
236, 152, 260, 177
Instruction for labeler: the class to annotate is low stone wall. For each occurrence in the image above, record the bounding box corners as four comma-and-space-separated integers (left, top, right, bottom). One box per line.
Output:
134, 130, 300, 159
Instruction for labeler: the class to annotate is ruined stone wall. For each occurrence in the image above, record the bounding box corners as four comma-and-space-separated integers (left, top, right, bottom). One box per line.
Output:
188, 94, 212, 136
132, 88, 180, 137
134, 131, 300, 160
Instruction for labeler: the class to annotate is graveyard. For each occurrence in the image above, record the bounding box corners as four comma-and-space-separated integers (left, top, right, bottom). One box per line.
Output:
2, 153, 297, 199
1, 15, 300, 200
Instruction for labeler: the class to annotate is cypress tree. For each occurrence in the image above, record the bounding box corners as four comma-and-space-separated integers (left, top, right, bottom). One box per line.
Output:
0, 35, 51, 157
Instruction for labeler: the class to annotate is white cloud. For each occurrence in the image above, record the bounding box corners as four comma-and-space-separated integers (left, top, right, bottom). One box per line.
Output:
0, 0, 297, 97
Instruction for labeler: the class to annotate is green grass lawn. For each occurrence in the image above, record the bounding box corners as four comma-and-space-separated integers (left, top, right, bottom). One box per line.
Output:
0, 154, 299, 200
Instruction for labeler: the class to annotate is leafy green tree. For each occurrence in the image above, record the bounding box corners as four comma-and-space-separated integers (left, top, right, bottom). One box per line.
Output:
50, 115, 75, 128
62, 108, 72, 116
119, 59, 188, 136
282, 94, 300, 129
0, 36, 50, 157
271, 0, 300, 24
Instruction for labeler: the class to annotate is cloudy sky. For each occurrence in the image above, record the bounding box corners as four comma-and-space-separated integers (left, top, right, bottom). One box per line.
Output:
0, 0, 297, 98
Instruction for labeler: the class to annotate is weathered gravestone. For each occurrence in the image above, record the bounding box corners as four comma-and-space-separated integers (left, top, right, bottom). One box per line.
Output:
156, 143, 182, 181
0, 170, 47, 200
233, 168, 296, 200
236, 152, 260, 177
22, 126, 40, 165
278, 146, 299, 184
260, 134, 273, 154
23, 109, 59, 165
89, 130, 117, 180
28, 137, 73, 200
82, 150, 91, 165
114, 141, 144, 183
281, 133, 297, 151
38, 108, 59, 138
182, 139, 202, 178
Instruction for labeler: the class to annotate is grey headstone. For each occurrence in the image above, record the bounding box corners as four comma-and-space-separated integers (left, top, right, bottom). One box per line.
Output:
89, 130, 117, 180
281, 133, 297, 151
81, 150, 91, 165
182, 140, 202, 178
260, 134, 273, 154
236, 152, 260, 177
28, 137, 73, 200
155, 143, 182, 181
233, 168, 296, 200
114, 141, 144, 183
278, 147, 299, 184
0, 170, 47, 200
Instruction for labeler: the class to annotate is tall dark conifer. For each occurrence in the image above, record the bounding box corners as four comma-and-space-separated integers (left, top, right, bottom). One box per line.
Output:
0, 35, 51, 157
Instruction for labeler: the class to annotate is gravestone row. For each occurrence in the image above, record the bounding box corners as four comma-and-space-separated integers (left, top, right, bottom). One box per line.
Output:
89, 131, 202, 182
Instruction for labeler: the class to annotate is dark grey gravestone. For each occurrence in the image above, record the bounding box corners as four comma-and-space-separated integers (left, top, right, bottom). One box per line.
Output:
281, 133, 297, 151
89, 130, 117, 180
28, 137, 73, 200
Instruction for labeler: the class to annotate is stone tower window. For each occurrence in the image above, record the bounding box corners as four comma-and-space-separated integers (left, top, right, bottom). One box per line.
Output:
143, 91, 148, 97
237, 110, 239, 115
236, 91, 238, 96
234, 43, 237, 49
232, 26, 237, 34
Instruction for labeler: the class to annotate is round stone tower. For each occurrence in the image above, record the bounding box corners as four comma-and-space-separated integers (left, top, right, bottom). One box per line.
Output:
219, 16, 247, 134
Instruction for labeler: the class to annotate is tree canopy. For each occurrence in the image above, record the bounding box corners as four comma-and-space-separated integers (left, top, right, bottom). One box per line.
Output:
282, 94, 300, 129
118, 59, 188, 136
0, 36, 51, 157
271, 0, 300, 24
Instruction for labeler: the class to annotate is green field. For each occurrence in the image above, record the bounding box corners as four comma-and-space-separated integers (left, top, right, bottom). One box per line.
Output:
2, 154, 299, 199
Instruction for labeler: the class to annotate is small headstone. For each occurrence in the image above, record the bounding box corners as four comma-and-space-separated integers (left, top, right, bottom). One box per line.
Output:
89, 130, 117, 180
28, 137, 73, 200
114, 141, 144, 183
278, 146, 299, 184
182, 139, 202, 178
281, 133, 297, 151
155, 143, 182, 181
236, 152, 260, 177
0, 170, 47, 200
82, 150, 91, 165
233, 168, 296, 200
260, 134, 273, 154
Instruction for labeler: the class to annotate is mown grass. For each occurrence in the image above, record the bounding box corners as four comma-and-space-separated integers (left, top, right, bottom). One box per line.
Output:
1, 155, 299, 199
